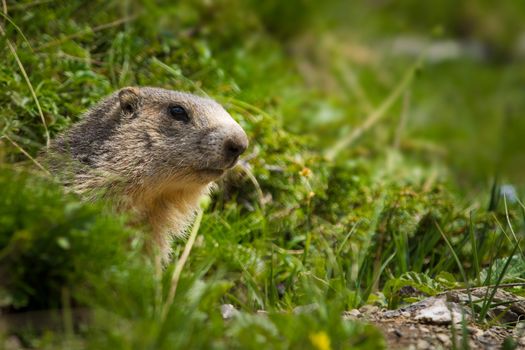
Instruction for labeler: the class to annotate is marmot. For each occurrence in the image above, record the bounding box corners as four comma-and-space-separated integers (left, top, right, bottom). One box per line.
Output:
46, 87, 248, 261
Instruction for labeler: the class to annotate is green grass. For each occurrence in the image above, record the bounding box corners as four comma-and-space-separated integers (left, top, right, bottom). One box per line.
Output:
1, 0, 525, 349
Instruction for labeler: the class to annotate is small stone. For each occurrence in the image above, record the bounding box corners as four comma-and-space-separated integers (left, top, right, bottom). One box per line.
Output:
359, 305, 379, 315
348, 309, 360, 317
518, 336, 525, 346
383, 310, 400, 318
492, 306, 519, 324
414, 298, 465, 325
416, 339, 430, 349
467, 326, 483, 337
436, 333, 451, 345
293, 303, 319, 314
342, 309, 361, 320
393, 329, 403, 338
220, 304, 238, 320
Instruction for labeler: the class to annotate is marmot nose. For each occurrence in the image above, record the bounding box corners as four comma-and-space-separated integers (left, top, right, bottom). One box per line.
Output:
224, 135, 248, 161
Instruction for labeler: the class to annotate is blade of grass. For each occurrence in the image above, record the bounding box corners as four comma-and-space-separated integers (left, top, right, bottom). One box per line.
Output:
479, 243, 498, 313
237, 257, 266, 310
488, 178, 499, 212
355, 192, 387, 293
268, 246, 278, 307
363, 251, 396, 302
326, 57, 424, 161
160, 208, 203, 323
394, 90, 411, 149
503, 193, 522, 256
460, 311, 469, 350
477, 242, 519, 322
333, 60, 374, 114
153, 250, 163, 317
492, 213, 513, 246
516, 197, 525, 212
336, 219, 363, 255
487, 304, 513, 328
0, 23, 50, 146
1, 135, 50, 175
517, 197, 525, 229
237, 162, 266, 210
224, 97, 274, 121
435, 221, 475, 319
151, 57, 208, 97
492, 212, 524, 257
0, 11, 33, 49
450, 310, 458, 350
469, 211, 481, 285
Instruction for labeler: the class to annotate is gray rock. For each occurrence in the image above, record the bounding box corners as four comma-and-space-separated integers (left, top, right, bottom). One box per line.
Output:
414, 298, 466, 325
293, 303, 319, 314
220, 304, 238, 320
416, 339, 431, 349
342, 309, 361, 320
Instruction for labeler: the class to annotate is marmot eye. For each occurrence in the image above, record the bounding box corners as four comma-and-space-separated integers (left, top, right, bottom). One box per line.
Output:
168, 105, 190, 122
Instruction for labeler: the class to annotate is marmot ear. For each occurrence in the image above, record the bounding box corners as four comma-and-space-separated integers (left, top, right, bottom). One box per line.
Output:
119, 87, 140, 114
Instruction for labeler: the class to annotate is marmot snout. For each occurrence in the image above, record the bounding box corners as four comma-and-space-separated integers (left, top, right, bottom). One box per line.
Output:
46, 86, 249, 261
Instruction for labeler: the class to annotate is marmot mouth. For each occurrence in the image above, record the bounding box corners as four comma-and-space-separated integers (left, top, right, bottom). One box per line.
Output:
198, 160, 239, 177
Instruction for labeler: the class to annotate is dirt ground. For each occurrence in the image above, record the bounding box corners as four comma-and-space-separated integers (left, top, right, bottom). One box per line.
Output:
374, 316, 518, 349
344, 292, 525, 349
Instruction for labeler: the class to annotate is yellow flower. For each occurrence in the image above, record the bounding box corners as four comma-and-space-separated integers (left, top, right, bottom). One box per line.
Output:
309, 331, 331, 350
300, 167, 312, 177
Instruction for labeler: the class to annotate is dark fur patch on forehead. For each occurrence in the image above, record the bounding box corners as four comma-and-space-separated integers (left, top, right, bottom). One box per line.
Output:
139, 87, 222, 110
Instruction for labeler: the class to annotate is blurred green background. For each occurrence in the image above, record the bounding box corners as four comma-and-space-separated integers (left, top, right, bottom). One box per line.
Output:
1, 1, 525, 348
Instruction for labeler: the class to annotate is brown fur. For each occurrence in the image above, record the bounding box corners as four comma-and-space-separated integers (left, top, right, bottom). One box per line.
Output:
45, 87, 248, 261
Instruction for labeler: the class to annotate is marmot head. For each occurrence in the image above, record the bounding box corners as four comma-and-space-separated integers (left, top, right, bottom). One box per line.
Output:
112, 87, 248, 186
47, 86, 249, 260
